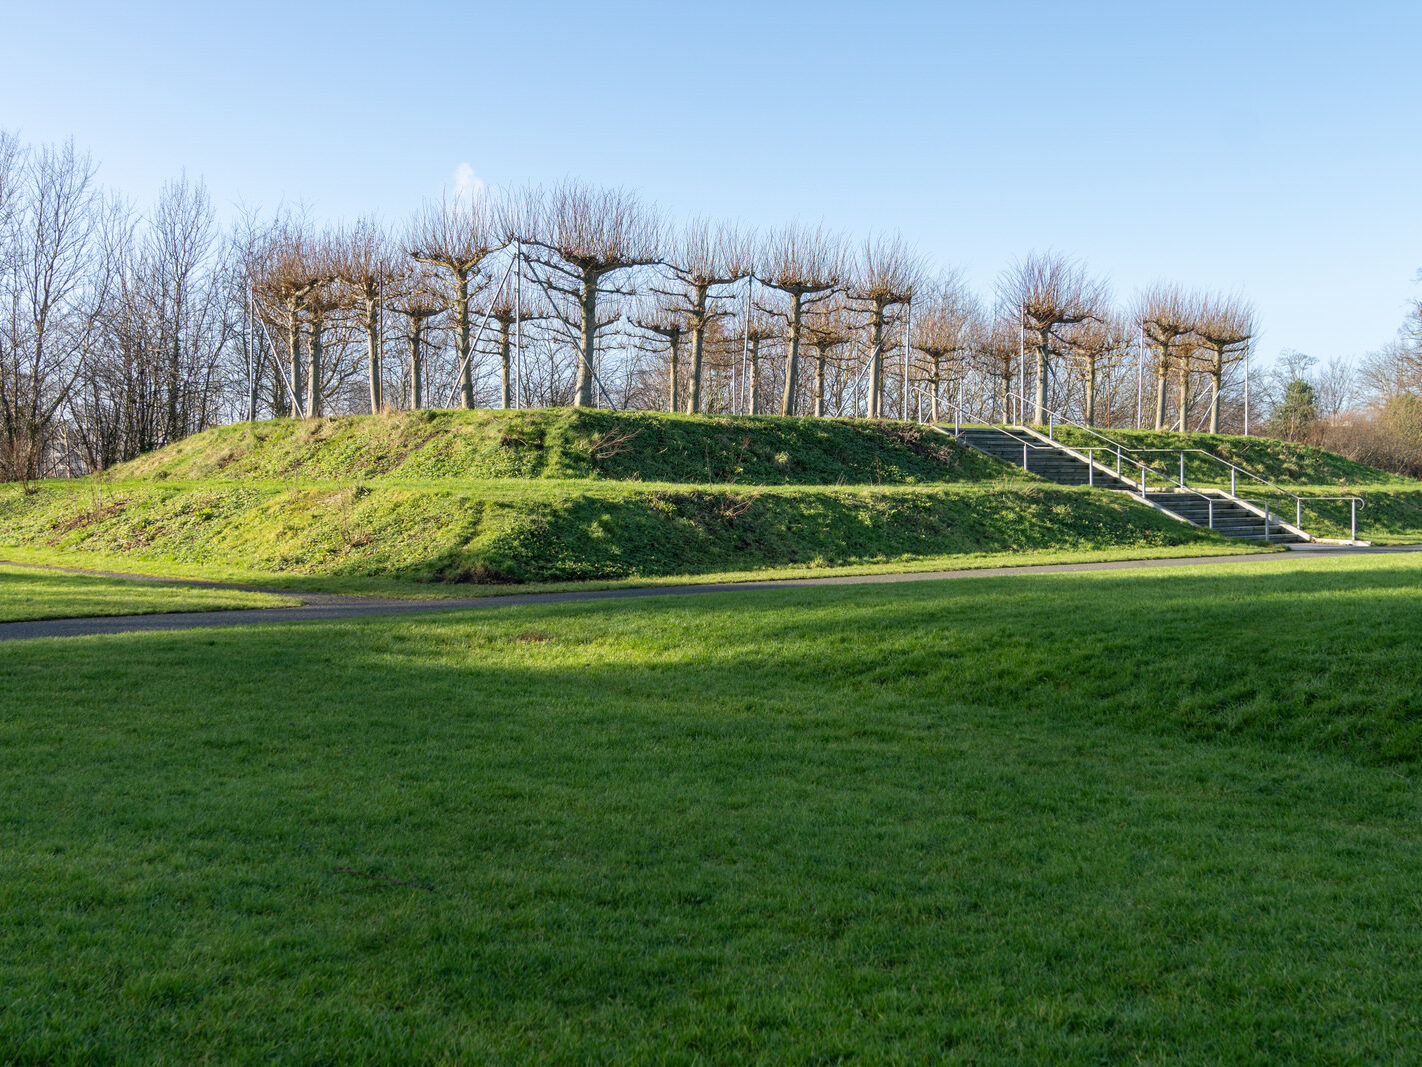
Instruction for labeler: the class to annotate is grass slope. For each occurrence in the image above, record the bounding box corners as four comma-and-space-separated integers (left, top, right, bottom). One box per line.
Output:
2, 552, 1421, 1060
0, 479, 1221, 583
1049, 426, 1415, 488
117, 408, 1013, 486
0, 563, 292, 621
0, 410, 1250, 584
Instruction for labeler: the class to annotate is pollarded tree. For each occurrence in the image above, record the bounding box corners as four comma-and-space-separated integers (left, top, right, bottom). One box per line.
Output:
389, 269, 444, 410
408, 192, 503, 409
910, 275, 979, 423
520, 182, 662, 408
1193, 293, 1254, 432
756, 225, 845, 416
998, 252, 1108, 424
1063, 313, 1132, 426
802, 299, 853, 418
631, 298, 690, 413
336, 219, 402, 413
251, 224, 328, 417
975, 311, 1025, 423
659, 220, 753, 414
482, 274, 547, 410
849, 235, 923, 419
724, 302, 780, 416
1137, 283, 1199, 431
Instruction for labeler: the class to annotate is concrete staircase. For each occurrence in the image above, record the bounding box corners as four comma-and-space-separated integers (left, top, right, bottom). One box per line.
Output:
953, 426, 1307, 545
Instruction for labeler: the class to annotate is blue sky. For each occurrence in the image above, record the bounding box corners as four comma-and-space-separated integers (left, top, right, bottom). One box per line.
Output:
6, 0, 1420, 363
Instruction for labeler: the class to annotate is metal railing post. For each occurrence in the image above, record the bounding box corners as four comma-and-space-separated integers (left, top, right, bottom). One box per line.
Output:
1264, 503, 1271, 541
1116, 449, 1122, 476
1022, 442, 1028, 470
1087, 449, 1094, 486
1296, 498, 1302, 528
1180, 453, 1186, 487
1208, 499, 1215, 529
1351, 499, 1358, 542
1231, 469, 1236, 495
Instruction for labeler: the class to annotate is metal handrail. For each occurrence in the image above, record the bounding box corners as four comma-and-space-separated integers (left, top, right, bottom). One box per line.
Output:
919, 384, 1364, 541
972, 386, 1364, 542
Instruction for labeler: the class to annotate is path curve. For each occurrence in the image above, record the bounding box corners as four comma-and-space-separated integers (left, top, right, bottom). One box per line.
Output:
2, 544, 1417, 642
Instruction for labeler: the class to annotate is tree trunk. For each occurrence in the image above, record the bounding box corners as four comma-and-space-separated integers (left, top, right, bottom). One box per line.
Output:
365, 300, 381, 413
166, 311, 181, 443
1153, 351, 1168, 431
867, 308, 885, 419
1001, 371, 1012, 424
575, 273, 597, 408
749, 338, 760, 416
306, 321, 322, 418
286, 304, 302, 418
931, 356, 942, 422
408, 326, 423, 410
813, 348, 826, 417
1085, 357, 1096, 426
1208, 350, 1223, 433
780, 293, 803, 417
687, 284, 709, 414
1033, 327, 1050, 425
499, 318, 512, 409
454, 269, 473, 410
668, 333, 681, 413
1177, 361, 1190, 431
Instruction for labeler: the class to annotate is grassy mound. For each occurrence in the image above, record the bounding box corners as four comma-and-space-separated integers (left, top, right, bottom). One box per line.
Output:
0, 480, 1220, 584
118, 409, 1012, 486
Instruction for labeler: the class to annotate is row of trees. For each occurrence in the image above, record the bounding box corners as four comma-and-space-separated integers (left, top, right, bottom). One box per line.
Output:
1, 128, 1334, 482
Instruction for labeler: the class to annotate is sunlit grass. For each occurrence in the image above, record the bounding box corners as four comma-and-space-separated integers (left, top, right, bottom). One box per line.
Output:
1, 551, 1420, 1060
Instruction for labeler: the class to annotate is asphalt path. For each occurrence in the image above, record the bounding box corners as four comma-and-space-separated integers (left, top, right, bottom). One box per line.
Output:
2, 544, 1418, 642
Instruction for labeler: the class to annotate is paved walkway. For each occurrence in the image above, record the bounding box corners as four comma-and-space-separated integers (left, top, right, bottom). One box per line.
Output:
2, 544, 1417, 642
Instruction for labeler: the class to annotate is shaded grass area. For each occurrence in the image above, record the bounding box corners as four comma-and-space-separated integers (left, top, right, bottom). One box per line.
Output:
0, 478, 1221, 584
1, 553, 1421, 1060
115, 408, 1013, 486
0, 563, 292, 622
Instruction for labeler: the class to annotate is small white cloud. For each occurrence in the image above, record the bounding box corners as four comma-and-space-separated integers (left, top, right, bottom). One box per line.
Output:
452, 162, 485, 202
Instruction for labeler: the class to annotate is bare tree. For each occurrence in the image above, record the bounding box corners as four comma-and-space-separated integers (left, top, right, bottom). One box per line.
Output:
521, 182, 662, 408
659, 220, 752, 414
483, 273, 546, 409
1191, 293, 1254, 433
998, 252, 1107, 424
408, 192, 503, 409
975, 311, 1023, 423
756, 224, 844, 416
849, 235, 923, 419
1137, 283, 1199, 431
0, 139, 117, 478
632, 298, 690, 413
337, 219, 401, 413
911, 277, 979, 422
389, 269, 444, 410
146, 174, 218, 442
802, 298, 853, 418
1062, 313, 1132, 426
251, 222, 326, 416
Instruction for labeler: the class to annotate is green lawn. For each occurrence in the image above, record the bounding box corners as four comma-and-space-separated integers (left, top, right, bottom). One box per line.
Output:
0, 563, 294, 622
2, 552, 1420, 1061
